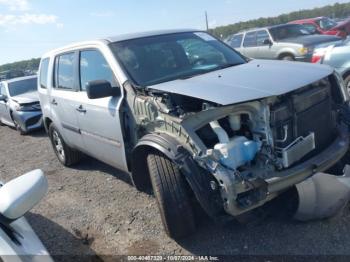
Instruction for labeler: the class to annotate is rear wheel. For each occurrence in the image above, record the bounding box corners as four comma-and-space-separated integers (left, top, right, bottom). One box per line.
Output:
147, 152, 196, 239
48, 123, 82, 166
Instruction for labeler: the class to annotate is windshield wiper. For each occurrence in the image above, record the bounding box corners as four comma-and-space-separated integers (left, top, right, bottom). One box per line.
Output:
179, 63, 242, 80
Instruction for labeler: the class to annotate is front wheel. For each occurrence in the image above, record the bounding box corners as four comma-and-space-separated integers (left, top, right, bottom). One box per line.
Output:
48, 123, 82, 166
280, 54, 295, 61
13, 119, 26, 135
344, 75, 350, 95
147, 152, 196, 239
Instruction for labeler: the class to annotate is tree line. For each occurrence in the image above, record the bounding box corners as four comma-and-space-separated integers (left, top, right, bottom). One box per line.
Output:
210, 2, 350, 38
0, 58, 40, 75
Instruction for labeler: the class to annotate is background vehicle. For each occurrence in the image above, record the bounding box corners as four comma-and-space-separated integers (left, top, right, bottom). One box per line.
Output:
225, 24, 341, 61
0, 169, 51, 261
313, 38, 350, 90
39, 30, 350, 239
289, 17, 350, 38
0, 76, 43, 134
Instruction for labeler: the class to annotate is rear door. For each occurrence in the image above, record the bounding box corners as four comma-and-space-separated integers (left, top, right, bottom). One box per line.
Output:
74, 49, 127, 170
228, 34, 243, 51
0, 82, 12, 125
241, 31, 258, 58
49, 52, 84, 150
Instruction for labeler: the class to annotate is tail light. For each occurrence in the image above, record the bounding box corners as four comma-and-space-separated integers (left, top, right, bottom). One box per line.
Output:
311, 48, 327, 63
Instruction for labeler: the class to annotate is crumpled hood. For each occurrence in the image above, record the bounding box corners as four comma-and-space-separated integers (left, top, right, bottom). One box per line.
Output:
11, 91, 39, 104
148, 60, 334, 105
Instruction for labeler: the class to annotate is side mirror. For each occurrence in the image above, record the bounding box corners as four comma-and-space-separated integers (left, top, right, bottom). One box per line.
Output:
0, 94, 7, 102
0, 170, 48, 221
263, 39, 273, 46
86, 80, 121, 99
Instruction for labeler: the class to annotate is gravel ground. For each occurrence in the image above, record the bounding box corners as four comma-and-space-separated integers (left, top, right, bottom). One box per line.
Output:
1, 124, 350, 259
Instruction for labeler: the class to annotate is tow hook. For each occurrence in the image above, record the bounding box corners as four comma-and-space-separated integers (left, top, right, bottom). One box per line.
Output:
294, 165, 350, 221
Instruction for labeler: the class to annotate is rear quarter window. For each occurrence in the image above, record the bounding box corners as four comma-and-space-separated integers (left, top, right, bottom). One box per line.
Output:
39, 58, 49, 89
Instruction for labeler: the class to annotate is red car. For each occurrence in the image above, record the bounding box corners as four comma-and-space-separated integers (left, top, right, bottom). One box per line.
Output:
289, 17, 350, 38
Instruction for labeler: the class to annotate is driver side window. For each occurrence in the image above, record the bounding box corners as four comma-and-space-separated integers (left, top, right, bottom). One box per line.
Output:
79, 50, 117, 91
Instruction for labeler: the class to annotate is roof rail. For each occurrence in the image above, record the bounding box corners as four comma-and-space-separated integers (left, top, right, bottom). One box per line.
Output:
237, 27, 264, 33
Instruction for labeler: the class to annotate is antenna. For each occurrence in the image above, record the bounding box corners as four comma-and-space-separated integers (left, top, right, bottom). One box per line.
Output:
205, 11, 209, 31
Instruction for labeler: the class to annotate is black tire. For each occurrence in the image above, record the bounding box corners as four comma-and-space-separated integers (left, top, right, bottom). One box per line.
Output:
147, 152, 196, 239
344, 75, 350, 95
48, 123, 82, 166
280, 54, 295, 61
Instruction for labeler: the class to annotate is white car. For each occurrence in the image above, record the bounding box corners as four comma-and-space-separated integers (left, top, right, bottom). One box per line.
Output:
0, 170, 52, 262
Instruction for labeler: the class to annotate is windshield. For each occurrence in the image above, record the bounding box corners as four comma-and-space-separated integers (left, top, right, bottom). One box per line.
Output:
270, 24, 311, 41
317, 18, 337, 30
8, 78, 37, 97
110, 32, 246, 86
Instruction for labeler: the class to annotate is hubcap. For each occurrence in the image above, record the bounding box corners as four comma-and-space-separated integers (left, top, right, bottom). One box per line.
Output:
347, 81, 350, 95
52, 130, 65, 161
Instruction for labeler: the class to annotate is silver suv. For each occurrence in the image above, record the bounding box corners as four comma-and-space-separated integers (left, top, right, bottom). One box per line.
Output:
226, 24, 341, 61
38, 29, 350, 239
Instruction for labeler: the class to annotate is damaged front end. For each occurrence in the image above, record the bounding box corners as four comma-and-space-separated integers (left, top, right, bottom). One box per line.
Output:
129, 72, 350, 219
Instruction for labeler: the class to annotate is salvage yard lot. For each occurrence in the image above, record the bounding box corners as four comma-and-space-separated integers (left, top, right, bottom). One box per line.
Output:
2, 125, 350, 257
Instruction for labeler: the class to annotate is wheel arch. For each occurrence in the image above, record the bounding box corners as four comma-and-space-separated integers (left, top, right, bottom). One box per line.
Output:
131, 133, 180, 192
342, 69, 350, 81
131, 133, 225, 219
43, 117, 53, 133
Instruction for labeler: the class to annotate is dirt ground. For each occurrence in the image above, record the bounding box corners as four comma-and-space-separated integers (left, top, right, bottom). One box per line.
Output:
2, 125, 350, 260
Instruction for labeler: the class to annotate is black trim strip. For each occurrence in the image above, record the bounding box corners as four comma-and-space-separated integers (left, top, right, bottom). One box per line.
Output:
62, 123, 81, 134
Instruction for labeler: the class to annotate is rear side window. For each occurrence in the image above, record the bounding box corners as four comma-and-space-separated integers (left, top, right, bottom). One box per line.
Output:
39, 58, 49, 89
243, 32, 257, 47
79, 50, 116, 91
0, 83, 6, 96
229, 34, 243, 48
56, 53, 75, 90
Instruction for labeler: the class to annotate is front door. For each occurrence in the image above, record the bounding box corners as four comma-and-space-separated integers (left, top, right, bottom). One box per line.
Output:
241, 31, 258, 58
74, 49, 127, 171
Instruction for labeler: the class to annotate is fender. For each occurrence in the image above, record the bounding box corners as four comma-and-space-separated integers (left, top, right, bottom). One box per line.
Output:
132, 133, 226, 220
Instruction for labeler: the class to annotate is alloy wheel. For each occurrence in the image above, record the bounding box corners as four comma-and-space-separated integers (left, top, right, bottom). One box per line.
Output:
52, 130, 65, 161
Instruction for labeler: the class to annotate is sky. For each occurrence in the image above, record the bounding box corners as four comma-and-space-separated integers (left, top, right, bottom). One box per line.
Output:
0, 0, 349, 65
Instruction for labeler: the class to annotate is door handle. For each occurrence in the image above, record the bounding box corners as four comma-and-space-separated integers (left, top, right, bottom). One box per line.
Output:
51, 99, 58, 105
76, 105, 86, 113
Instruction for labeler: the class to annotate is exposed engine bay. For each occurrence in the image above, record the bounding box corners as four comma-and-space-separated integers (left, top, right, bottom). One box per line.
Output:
125, 73, 350, 217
